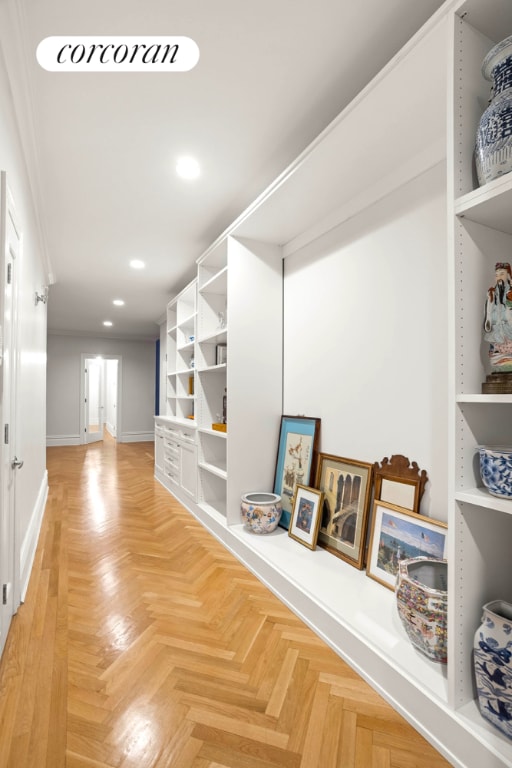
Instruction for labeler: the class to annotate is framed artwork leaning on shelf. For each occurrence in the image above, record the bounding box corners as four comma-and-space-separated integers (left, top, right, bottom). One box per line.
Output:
366, 500, 447, 590
288, 485, 324, 550
373, 454, 428, 514
314, 453, 373, 570
273, 415, 321, 530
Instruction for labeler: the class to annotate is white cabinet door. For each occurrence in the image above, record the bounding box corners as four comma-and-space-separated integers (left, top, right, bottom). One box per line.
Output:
180, 440, 197, 500
154, 432, 164, 472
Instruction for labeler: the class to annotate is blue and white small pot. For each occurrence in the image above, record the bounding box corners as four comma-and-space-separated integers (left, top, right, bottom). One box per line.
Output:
478, 446, 512, 499
241, 492, 282, 534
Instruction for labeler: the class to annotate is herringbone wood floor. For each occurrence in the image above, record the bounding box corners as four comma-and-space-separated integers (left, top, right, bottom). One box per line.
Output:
0, 435, 452, 767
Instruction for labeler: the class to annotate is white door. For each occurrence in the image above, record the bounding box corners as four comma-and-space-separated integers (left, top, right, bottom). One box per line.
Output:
105, 359, 118, 438
85, 357, 104, 443
0, 173, 21, 657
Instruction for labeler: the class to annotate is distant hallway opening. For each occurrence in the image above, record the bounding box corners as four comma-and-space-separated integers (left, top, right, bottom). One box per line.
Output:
81, 354, 121, 444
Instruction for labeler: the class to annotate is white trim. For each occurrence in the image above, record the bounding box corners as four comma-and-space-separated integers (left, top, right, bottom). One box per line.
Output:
19, 470, 48, 601
119, 431, 154, 443
46, 435, 81, 447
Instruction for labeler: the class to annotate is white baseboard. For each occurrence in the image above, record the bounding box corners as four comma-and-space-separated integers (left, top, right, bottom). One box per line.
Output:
20, 470, 48, 602
46, 435, 81, 446
119, 431, 154, 443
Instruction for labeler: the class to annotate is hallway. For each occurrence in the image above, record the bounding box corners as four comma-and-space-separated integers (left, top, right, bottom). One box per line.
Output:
0, 438, 450, 767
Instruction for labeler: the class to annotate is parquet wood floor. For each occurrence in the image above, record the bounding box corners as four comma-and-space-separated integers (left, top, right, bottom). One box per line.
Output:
0, 435, 452, 767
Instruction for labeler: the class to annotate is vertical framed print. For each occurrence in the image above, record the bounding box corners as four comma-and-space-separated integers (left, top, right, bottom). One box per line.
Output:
273, 416, 321, 530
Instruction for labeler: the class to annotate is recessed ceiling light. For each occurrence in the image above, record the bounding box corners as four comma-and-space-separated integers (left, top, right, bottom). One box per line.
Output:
130, 259, 145, 269
113, 299, 125, 306
176, 155, 200, 180
103, 320, 113, 327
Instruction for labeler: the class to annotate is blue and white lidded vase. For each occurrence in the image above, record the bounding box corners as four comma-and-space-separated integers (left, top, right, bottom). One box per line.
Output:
475, 35, 512, 186
474, 600, 512, 739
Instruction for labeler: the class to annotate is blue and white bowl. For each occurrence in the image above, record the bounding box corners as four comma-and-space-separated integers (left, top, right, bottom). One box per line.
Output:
479, 446, 512, 499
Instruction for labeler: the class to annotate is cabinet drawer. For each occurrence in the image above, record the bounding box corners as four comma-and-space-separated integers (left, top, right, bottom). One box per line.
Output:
179, 427, 196, 444
164, 458, 179, 479
164, 437, 179, 453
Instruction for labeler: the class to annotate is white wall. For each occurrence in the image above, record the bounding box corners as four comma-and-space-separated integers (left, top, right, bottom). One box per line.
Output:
283, 161, 447, 518
0, 43, 49, 597
47, 334, 156, 444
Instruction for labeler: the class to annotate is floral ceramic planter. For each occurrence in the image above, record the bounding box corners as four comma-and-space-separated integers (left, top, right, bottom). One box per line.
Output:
395, 557, 448, 663
241, 492, 282, 533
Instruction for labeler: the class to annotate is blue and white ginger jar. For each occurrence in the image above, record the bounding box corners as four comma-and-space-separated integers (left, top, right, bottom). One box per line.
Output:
475, 35, 512, 186
474, 600, 512, 739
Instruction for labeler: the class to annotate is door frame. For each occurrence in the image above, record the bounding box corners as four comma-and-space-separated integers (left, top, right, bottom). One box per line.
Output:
84, 356, 105, 443
80, 354, 122, 444
0, 172, 21, 655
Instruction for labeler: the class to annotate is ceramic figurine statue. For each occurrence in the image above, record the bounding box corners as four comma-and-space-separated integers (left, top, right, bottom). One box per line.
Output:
483, 263, 512, 376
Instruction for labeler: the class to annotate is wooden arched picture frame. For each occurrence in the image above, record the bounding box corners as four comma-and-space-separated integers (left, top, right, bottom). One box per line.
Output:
373, 455, 428, 514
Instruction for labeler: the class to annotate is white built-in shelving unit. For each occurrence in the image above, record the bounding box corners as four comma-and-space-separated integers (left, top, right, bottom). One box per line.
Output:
447, 2, 512, 763
154, 1, 512, 764
194, 237, 283, 522
156, 280, 198, 500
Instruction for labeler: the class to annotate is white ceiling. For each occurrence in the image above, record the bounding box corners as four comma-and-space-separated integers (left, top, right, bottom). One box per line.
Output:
2, 0, 446, 339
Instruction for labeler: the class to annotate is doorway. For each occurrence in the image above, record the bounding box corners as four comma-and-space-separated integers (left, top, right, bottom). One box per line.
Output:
0, 173, 21, 656
81, 355, 121, 444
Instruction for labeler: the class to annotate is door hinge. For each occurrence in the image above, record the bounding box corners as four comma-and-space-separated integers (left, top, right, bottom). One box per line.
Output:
2, 584, 7, 605
4, 424, 8, 444
7, 263, 12, 284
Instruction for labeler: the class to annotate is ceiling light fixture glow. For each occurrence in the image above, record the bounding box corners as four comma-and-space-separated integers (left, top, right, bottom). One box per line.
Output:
113, 299, 125, 306
176, 155, 200, 180
130, 259, 145, 269
103, 320, 113, 327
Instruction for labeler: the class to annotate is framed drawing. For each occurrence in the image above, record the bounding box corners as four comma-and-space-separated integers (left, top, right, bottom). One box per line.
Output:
373, 455, 428, 514
288, 485, 323, 550
273, 415, 321, 530
314, 453, 373, 569
366, 500, 447, 590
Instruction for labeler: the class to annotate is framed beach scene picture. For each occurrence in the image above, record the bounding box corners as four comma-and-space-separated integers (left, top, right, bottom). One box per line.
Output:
366, 500, 447, 590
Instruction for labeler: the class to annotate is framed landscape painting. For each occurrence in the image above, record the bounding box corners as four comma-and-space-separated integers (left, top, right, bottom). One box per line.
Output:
273, 416, 320, 530
366, 500, 447, 590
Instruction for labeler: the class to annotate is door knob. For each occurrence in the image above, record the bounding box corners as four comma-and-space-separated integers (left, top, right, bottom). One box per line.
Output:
12, 457, 24, 469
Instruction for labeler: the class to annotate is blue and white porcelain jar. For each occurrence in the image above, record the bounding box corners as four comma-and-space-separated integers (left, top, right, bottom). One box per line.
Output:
475, 35, 512, 186
478, 446, 512, 499
474, 600, 512, 739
